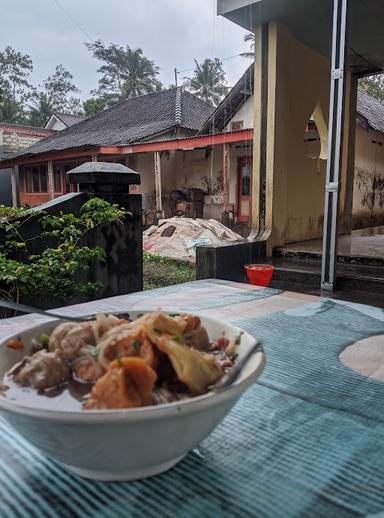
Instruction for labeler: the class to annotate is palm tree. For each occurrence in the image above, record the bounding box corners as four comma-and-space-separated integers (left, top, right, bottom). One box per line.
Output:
241, 33, 255, 59
119, 48, 163, 98
28, 93, 55, 127
0, 97, 24, 123
185, 58, 229, 107
86, 40, 163, 101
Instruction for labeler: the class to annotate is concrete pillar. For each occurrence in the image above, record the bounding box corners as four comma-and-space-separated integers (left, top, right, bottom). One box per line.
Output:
340, 74, 358, 235
154, 151, 163, 215
250, 25, 264, 237
47, 160, 54, 200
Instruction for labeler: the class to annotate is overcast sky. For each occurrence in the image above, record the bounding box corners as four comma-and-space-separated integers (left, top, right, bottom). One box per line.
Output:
1, 0, 252, 101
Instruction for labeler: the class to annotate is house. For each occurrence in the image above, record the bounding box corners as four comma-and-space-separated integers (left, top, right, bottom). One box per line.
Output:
0, 123, 54, 205
0, 87, 223, 208
44, 111, 87, 131
0, 68, 382, 235
202, 66, 384, 232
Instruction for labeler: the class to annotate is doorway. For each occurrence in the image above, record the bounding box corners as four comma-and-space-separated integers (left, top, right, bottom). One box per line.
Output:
237, 156, 252, 222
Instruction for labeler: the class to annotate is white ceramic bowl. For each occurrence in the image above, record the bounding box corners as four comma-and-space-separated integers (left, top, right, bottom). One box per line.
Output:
0, 311, 265, 481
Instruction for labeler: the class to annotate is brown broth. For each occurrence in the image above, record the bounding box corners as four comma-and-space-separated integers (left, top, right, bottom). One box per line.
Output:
2, 370, 94, 411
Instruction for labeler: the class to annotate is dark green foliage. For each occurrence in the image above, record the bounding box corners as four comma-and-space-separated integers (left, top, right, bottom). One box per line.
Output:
85, 40, 163, 106
0, 199, 125, 305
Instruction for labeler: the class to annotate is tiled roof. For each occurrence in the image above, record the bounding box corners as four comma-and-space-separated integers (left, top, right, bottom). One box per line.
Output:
8, 88, 213, 159
54, 112, 87, 127
357, 90, 384, 133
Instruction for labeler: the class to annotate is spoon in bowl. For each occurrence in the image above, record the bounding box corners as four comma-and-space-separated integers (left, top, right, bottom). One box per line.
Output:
212, 340, 263, 391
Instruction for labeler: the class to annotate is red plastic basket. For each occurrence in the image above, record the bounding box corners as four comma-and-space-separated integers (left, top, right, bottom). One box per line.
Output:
245, 264, 275, 287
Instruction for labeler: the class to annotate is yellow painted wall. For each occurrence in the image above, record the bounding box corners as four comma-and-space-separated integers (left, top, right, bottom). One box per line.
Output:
264, 22, 353, 248
353, 125, 384, 227
268, 22, 329, 245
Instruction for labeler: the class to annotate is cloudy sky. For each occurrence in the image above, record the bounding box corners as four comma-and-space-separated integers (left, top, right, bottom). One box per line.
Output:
1, 0, 252, 100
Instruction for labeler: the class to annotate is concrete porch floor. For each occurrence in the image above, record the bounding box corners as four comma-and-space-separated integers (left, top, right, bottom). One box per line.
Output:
276, 226, 384, 261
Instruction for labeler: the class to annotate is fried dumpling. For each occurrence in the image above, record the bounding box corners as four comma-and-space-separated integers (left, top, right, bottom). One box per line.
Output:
146, 327, 223, 394
84, 357, 157, 409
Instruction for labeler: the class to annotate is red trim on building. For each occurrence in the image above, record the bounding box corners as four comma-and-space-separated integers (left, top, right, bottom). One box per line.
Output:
0, 149, 100, 167
0, 124, 54, 138
100, 129, 254, 155
0, 129, 253, 168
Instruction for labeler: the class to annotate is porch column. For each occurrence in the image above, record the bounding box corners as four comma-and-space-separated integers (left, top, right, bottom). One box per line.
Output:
11, 166, 19, 207
92, 155, 98, 162
47, 160, 54, 200
154, 151, 163, 215
250, 25, 265, 236
223, 143, 230, 211
321, 0, 349, 290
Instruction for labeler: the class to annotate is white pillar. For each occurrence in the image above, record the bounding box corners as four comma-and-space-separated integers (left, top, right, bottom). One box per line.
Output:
47, 161, 54, 200
321, 0, 348, 291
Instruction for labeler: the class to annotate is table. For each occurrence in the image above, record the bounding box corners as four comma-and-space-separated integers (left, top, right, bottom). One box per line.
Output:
1, 280, 384, 517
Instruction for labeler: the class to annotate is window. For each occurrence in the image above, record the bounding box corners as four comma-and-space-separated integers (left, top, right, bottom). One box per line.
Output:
53, 164, 62, 193
304, 103, 328, 161
40, 169, 47, 192
21, 164, 48, 193
32, 166, 40, 192
24, 167, 33, 192
230, 121, 243, 132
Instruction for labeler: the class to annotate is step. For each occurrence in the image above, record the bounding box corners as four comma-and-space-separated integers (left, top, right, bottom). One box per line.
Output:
273, 248, 384, 267
268, 258, 384, 296
269, 280, 384, 308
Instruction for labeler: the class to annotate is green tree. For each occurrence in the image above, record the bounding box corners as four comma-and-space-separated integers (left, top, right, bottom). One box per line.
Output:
27, 93, 55, 127
0, 198, 126, 307
83, 97, 111, 116
184, 58, 229, 106
0, 97, 25, 124
85, 40, 163, 103
0, 46, 33, 103
241, 32, 255, 59
43, 65, 82, 114
359, 74, 384, 102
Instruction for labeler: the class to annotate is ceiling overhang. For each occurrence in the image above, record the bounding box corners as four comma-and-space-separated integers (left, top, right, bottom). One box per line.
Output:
218, 0, 384, 75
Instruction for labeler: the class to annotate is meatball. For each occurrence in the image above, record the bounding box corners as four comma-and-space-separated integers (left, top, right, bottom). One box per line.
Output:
49, 322, 98, 360
14, 350, 70, 390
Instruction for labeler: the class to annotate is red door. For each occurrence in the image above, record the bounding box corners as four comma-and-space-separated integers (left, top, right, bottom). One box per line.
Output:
237, 157, 252, 222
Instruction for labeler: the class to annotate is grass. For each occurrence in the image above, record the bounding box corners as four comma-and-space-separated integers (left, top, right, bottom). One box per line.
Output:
143, 252, 196, 290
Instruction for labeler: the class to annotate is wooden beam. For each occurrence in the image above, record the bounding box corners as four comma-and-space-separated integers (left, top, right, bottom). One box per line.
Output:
154, 151, 163, 215
223, 143, 230, 211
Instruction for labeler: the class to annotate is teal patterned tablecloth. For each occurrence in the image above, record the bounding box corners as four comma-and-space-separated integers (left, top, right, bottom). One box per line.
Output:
0, 280, 384, 517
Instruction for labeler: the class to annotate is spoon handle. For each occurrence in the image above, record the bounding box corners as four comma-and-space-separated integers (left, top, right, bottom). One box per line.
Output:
214, 341, 263, 390
0, 298, 89, 322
